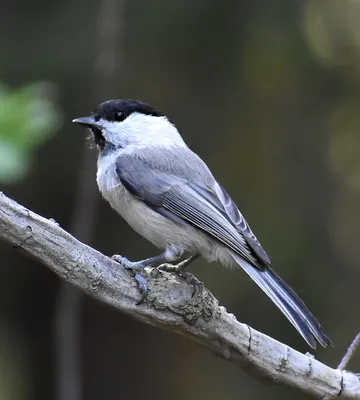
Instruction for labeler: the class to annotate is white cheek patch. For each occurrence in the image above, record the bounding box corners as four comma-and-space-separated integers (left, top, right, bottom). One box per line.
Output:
99, 119, 128, 148
98, 113, 186, 150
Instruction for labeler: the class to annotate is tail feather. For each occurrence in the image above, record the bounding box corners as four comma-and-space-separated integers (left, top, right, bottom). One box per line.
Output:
232, 254, 332, 348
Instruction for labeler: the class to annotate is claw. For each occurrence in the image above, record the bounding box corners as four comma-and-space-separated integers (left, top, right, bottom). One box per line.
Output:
134, 273, 148, 305
157, 263, 202, 297
112, 255, 148, 304
180, 271, 202, 297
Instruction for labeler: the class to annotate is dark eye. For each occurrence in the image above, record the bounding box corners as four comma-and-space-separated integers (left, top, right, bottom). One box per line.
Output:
114, 111, 125, 122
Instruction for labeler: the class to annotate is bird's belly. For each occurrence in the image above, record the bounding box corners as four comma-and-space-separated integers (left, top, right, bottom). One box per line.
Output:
97, 166, 192, 250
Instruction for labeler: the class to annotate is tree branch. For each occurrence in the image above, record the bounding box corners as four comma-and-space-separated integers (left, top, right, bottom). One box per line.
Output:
1, 192, 359, 399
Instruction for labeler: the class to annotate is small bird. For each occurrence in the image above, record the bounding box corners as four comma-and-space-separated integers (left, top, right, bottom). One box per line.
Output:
73, 99, 332, 348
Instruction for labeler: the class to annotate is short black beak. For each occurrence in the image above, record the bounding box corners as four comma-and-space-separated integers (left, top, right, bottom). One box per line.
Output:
72, 116, 98, 128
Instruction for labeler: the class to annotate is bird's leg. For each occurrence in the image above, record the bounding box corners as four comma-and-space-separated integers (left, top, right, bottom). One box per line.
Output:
111, 251, 181, 304
111, 253, 170, 270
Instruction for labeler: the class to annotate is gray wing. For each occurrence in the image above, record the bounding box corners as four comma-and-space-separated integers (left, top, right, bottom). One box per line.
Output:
204, 180, 271, 264
115, 151, 270, 268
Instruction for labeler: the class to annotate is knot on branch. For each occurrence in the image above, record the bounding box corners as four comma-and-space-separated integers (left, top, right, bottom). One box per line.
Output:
145, 268, 220, 324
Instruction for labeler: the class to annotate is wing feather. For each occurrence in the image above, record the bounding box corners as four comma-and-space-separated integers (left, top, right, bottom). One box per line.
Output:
212, 181, 271, 264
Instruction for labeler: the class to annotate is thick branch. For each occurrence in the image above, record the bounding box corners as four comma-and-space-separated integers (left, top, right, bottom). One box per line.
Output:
0, 192, 359, 399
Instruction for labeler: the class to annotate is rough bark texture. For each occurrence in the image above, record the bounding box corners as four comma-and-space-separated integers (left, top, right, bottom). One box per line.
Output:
1, 192, 359, 399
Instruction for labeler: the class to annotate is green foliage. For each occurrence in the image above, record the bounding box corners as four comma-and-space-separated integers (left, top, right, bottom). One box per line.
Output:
0, 83, 62, 183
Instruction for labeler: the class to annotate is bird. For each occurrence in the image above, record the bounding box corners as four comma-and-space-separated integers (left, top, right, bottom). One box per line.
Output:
72, 98, 332, 349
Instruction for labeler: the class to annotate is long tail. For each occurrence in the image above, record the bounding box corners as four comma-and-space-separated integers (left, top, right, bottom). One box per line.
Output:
232, 254, 332, 348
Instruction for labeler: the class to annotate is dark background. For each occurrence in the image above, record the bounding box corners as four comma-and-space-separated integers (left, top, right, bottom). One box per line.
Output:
1, 0, 360, 399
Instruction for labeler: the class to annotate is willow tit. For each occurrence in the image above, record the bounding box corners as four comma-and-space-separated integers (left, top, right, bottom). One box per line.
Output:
73, 99, 332, 348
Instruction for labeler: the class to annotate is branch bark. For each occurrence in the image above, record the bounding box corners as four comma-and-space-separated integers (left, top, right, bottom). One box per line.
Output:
1, 192, 359, 399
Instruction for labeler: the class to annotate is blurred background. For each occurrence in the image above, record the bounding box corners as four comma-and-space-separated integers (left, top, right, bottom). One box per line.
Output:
0, 0, 360, 399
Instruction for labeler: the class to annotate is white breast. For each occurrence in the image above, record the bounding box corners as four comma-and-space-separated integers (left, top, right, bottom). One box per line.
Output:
96, 151, 186, 250
96, 151, 130, 216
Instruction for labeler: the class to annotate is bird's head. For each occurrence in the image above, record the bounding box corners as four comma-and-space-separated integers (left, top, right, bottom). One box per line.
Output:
72, 99, 185, 154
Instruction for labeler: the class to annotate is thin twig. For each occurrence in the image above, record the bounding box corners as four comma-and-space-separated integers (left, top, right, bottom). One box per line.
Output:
323, 333, 360, 400
338, 333, 360, 370
1, 193, 360, 399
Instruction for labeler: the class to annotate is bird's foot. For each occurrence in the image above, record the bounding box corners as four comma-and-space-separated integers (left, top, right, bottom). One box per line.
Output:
156, 257, 202, 297
111, 255, 148, 305
156, 253, 198, 274
112, 253, 202, 302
